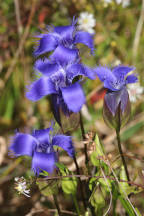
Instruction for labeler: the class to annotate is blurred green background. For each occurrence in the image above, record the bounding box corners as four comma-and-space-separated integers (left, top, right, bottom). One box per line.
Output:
0, 0, 144, 215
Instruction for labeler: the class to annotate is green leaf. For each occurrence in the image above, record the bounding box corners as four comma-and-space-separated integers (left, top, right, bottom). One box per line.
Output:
61, 176, 77, 194
90, 187, 105, 208
121, 122, 144, 142
89, 177, 97, 191
37, 179, 59, 196
55, 162, 69, 175
94, 134, 104, 156
99, 178, 112, 192
90, 134, 105, 167
119, 166, 130, 196
119, 196, 136, 216
135, 208, 142, 216
90, 152, 100, 166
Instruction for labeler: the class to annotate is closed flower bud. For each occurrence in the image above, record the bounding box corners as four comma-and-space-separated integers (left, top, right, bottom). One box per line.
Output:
103, 87, 131, 130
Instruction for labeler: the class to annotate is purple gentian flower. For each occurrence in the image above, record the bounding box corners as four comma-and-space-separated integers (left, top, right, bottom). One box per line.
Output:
95, 65, 137, 116
33, 18, 94, 64
9, 128, 74, 175
26, 59, 95, 124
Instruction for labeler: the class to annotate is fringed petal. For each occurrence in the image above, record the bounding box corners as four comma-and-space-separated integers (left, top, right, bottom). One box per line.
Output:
112, 65, 135, 79
67, 63, 96, 81
32, 152, 56, 175
94, 66, 117, 90
54, 25, 76, 42
50, 45, 79, 65
32, 128, 51, 145
34, 34, 58, 57
34, 59, 60, 77
126, 74, 138, 84
26, 76, 57, 101
74, 31, 94, 54
61, 82, 85, 112
52, 135, 74, 157
9, 133, 37, 157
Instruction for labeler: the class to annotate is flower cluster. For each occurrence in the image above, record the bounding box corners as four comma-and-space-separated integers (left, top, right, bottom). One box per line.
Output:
26, 18, 96, 125
10, 128, 74, 175
9, 16, 139, 179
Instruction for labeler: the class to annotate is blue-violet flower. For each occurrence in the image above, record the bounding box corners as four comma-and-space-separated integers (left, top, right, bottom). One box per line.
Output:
9, 128, 74, 175
95, 65, 137, 115
33, 18, 94, 65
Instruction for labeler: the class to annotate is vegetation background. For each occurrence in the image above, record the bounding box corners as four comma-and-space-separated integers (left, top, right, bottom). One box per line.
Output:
0, 0, 144, 215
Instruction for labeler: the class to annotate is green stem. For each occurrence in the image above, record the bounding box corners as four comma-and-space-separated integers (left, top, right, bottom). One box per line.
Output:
73, 155, 87, 210
116, 130, 130, 182
116, 107, 130, 183
72, 194, 81, 216
79, 111, 89, 166
53, 194, 62, 216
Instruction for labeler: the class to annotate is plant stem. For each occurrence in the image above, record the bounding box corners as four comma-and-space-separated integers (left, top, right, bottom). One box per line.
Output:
53, 194, 62, 216
73, 155, 87, 210
72, 194, 81, 216
116, 130, 130, 182
116, 106, 130, 183
79, 112, 89, 165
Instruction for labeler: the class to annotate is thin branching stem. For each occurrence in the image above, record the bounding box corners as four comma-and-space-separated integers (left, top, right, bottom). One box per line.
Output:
53, 194, 62, 216
73, 155, 87, 210
116, 107, 130, 183
79, 112, 89, 166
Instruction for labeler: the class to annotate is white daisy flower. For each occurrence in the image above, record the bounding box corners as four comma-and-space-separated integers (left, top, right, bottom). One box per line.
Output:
128, 82, 144, 103
78, 12, 96, 34
15, 176, 30, 197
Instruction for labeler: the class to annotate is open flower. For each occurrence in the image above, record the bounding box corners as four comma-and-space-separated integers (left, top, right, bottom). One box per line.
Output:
15, 176, 30, 197
26, 59, 96, 124
95, 65, 137, 115
9, 128, 74, 175
95, 65, 137, 128
78, 12, 96, 34
33, 17, 94, 63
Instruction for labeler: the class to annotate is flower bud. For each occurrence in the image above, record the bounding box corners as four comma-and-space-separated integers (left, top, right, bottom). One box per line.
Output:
103, 87, 131, 130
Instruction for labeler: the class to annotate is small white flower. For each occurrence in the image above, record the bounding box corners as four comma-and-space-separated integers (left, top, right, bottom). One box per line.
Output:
78, 12, 96, 34
128, 82, 144, 103
103, 0, 130, 8
116, 0, 130, 8
14, 176, 30, 197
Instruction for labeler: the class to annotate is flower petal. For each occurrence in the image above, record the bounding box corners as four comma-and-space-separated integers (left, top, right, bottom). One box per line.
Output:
74, 31, 94, 54
61, 82, 85, 112
32, 128, 51, 145
52, 135, 74, 157
94, 66, 117, 90
126, 74, 138, 84
32, 152, 56, 175
50, 45, 79, 65
26, 76, 57, 101
94, 66, 114, 82
34, 34, 58, 57
34, 59, 60, 77
104, 87, 129, 116
54, 25, 75, 41
9, 133, 37, 157
112, 65, 135, 79
67, 63, 96, 81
